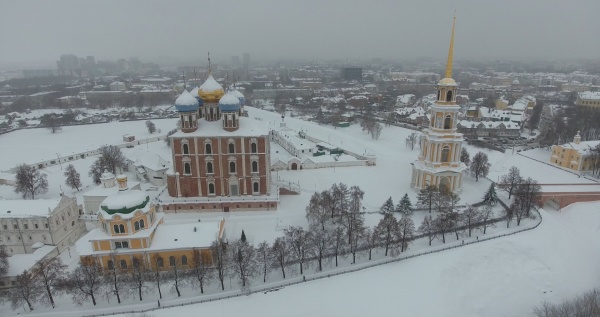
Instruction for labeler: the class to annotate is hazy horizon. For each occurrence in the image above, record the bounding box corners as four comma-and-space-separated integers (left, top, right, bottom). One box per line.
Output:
1, 0, 600, 68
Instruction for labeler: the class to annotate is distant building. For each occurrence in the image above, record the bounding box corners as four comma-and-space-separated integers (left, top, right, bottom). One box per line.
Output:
109, 81, 127, 91
22, 69, 58, 78
0, 195, 85, 255
550, 132, 600, 172
243, 53, 250, 68
457, 120, 521, 138
341, 67, 362, 81
57, 54, 81, 77
576, 91, 600, 109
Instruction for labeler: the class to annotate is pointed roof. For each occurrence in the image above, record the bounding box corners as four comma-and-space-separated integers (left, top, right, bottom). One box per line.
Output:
199, 74, 224, 93
439, 16, 457, 86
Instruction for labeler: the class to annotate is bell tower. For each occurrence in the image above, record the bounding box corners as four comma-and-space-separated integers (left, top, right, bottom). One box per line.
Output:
410, 16, 466, 192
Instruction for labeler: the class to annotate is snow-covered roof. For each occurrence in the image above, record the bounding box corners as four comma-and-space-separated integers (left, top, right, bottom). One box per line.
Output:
218, 92, 241, 112
171, 116, 268, 138
6, 245, 57, 277
458, 120, 520, 130
0, 198, 62, 218
199, 74, 224, 93
175, 90, 199, 112
125, 149, 170, 171
83, 181, 140, 198
559, 140, 600, 155
99, 190, 150, 218
579, 91, 600, 101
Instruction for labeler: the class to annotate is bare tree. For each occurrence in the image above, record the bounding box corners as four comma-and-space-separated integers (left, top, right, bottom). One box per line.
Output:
305, 192, 329, 230
331, 226, 346, 267
103, 254, 128, 304
256, 241, 272, 282
349, 222, 366, 264
228, 239, 257, 288
62, 257, 103, 306
432, 188, 450, 213
498, 166, 522, 199
371, 122, 383, 140
0, 246, 9, 278
8, 270, 41, 311
285, 226, 311, 275
189, 249, 212, 294
145, 120, 156, 134
308, 226, 330, 271
363, 228, 378, 261
150, 254, 164, 299
462, 205, 481, 237
41, 113, 62, 134
479, 205, 496, 234
405, 132, 419, 150
398, 214, 416, 252
32, 256, 67, 309
165, 255, 186, 297
343, 186, 365, 245
64, 164, 82, 192
470, 151, 491, 182
210, 240, 228, 291
375, 213, 400, 256
14, 164, 48, 199
127, 256, 151, 301
270, 237, 290, 279
89, 145, 126, 184
419, 215, 437, 246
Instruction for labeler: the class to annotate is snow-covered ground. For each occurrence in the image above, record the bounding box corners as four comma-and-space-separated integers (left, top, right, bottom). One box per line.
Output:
2, 106, 599, 316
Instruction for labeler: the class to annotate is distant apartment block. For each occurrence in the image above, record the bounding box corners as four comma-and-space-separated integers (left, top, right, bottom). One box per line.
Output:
341, 67, 362, 81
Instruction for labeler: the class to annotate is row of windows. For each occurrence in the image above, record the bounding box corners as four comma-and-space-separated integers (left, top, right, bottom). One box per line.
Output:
1, 222, 49, 230
0, 234, 47, 242
183, 161, 260, 175
204, 181, 260, 195
107, 255, 190, 271
182, 142, 259, 155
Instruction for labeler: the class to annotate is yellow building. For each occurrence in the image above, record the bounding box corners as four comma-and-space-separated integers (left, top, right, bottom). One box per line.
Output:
411, 16, 467, 192
576, 91, 600, 109
550, 132, 600, 172
76, 176, 225, 270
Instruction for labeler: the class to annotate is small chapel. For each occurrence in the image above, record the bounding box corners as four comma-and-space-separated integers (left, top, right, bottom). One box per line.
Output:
411, 16, 467, 192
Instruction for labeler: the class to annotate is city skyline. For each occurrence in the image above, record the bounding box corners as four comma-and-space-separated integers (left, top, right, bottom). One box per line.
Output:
1, 0, 600, 68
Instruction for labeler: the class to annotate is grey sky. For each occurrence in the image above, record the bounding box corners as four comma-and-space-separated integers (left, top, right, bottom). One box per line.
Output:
1, 0, 599, 67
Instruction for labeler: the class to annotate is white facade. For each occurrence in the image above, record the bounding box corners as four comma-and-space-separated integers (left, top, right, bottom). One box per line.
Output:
0, 195, 86, 255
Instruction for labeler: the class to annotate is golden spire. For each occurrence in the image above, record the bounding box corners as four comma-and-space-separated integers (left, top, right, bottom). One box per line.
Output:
445, 15, 456, 79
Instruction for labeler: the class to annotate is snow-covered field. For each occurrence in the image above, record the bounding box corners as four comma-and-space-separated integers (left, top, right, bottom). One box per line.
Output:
124, 203, 600, 317
1, 106, 599, 316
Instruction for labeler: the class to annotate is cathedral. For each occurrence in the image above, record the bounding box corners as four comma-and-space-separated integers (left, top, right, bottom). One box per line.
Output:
162, 72, 278, 212
411, 17, 466, 192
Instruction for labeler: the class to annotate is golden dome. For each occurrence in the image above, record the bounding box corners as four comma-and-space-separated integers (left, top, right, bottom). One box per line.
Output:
198, 74, 224, 102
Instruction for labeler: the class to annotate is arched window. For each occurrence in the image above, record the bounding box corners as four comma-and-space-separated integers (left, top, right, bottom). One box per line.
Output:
181, 255, 188, 266
134, 221, 140, 231
156, 257, 164, 268
229, 162, 236, 173
252, 161, 258, 172
182, 143, 189, 155
206, 162, 213, 174
139, 219, 144, 229
251, 142, 257, 153
437, 90, 441, 101
169, 256, 176, 267
441, 146, 450, 162
120, 260, 127, 270
229, 143, 235, 154
444, 115, 452, 129
113, 224, 119, 233
184, 162, 191, 175
119, 224, 125, 233
107, 260, 114, 270
446, 90, 453, 102
208, 183, 215, 194
253, 182, 259, 193
439, 177, 449, 191
205, 143, 212, 154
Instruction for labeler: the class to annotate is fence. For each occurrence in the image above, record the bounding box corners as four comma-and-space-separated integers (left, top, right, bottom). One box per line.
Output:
84, 203, 542, 317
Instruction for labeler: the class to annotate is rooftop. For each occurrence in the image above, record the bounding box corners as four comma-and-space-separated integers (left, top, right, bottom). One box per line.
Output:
0, 198, 62, 218
171, 116, 269, 138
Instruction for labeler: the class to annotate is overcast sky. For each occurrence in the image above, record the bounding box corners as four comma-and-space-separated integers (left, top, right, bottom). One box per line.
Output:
1, 0, 600, 67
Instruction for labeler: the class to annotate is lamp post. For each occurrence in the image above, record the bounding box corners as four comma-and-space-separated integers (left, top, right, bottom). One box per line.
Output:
56, 153, 63, 170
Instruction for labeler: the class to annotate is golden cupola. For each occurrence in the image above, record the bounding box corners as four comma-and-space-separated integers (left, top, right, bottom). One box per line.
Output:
198, 74, 225, 103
